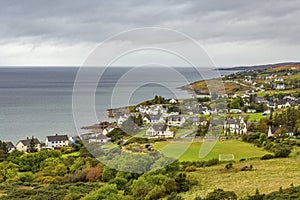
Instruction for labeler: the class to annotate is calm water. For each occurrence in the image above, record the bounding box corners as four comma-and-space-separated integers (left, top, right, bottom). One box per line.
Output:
0, 67, 237, 143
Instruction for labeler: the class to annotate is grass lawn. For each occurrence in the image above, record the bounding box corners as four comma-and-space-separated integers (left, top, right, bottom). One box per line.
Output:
153, 140, 269, 161
231, 113, 266, 122
61, 151, 80, 158
174, 128, 195, 138
183, 156, 300, 199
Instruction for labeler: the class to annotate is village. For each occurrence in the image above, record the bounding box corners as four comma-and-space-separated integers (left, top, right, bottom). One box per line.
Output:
4, 66, 300, 154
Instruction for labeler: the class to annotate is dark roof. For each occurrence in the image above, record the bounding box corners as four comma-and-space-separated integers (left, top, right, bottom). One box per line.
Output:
189, 116, 199, 122
18, 138, 40, 146
151, 125, 167, 132
5, 141, 15, 149
169, 115, 183, 121
277, 99, 287, 105
47, 134, 68, 142
226, 119, 238, 125
270, 126, 293, 134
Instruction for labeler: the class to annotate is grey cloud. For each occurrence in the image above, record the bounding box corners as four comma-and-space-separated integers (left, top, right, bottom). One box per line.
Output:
0, 0, 300, 45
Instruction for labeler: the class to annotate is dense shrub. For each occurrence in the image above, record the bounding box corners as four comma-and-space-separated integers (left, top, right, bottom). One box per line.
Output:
205, 188, 237, 200
261, 154, 274, 160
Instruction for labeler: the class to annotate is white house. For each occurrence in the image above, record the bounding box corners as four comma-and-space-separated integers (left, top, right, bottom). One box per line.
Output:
268, 126, 294, 137
16, 137, 41, 152
189, 116, 208, 126
223, 117, 247, 135
143, 114, 165, 124
277, 100, 291, 109
117, 114, 130, 125
169, 99, 177, 104
168, 115, 186, 127
146, 125, 174, 138
88, 133, 111, 143
276, 84, 286, 90
45, 134, 69, 149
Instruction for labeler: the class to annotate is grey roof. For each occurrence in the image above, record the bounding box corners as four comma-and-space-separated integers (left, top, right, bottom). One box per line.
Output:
18, 138, 40, 146
189, 116, 199, 122
277, 99, 287, 105
151, 125, 167, 132
90, 134, 109, 140
226, 119, 238, 125
145, 114, 162, 121
47, 134, 68, 142
269, 126, 293, 134
169, 115, 183, 121
5, 141, 15, 149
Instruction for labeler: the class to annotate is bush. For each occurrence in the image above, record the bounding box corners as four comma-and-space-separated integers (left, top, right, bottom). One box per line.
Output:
261, 154, 274, 160
205, 189, 237, 200
19, 172, 34, 182
185, 166, 197, 172
272, 145, 292, 158
86, 167, 102, 182
205, 159, 219, 167
225, 163, 233, 170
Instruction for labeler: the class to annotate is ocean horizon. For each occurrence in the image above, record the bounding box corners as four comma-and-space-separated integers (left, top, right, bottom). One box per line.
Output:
0, 67, 239, 144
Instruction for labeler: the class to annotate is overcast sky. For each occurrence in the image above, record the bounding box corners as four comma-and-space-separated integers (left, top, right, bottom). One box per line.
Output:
0, 0, 299, 67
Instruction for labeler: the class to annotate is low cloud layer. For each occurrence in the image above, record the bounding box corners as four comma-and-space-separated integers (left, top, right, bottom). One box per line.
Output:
0, 0, 299, 66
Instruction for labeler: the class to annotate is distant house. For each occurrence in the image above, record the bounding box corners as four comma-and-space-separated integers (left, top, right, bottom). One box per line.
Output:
88, 133, 111, 144
169, 99, 177, 104
143, 114, 165, 124
5, 142, 16, 153
268, 126, 294, 137
146, 125, 174, 138
277, 100, 291, 109
263, 110, 271, 115
189, 116, 199, 126
227, 93, 237, 98
255, 97, 268, 104
267, 102, 276, 109
168, 115, 186, 127
117, 114, 130, 125
16, 137, 41, 152
229, 109, 242, 114
223, 117, 247, 135
45, 134, 69, 149
276, 84, 286, 90
189, 116, 208, 126
274, 77, 283, 82
246, 109, 256, 113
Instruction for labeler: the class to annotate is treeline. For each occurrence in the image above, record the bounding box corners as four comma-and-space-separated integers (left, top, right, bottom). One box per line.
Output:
0, 141, 199, 200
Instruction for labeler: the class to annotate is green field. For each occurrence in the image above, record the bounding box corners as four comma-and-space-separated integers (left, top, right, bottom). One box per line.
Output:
183, 155, 300, 199
153, 140, 270, 161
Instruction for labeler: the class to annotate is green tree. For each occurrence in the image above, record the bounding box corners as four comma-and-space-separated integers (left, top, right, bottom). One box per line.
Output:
205, 188, 237, 200
82, 184, 125, 200
0, 161, 19, 182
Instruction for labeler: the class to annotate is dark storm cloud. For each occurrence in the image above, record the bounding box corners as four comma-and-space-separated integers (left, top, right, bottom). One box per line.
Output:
1, 0, 300, 44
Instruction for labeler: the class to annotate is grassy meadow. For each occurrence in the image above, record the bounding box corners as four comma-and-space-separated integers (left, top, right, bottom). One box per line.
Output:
153, 140, 270, 161
183, 155, 300, 199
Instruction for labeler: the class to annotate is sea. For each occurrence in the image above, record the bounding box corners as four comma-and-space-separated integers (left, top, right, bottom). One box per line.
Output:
0, 67, 238, 143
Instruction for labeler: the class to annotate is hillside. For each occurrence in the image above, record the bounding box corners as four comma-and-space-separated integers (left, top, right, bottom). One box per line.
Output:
183, 63, 300, 95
